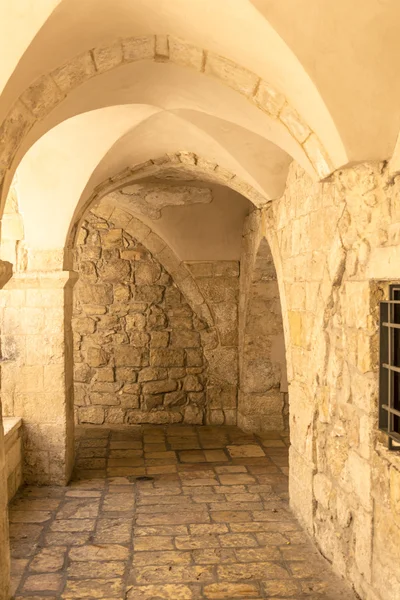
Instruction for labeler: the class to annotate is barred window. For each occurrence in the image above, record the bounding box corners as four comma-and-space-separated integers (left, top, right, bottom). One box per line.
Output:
380, 285, 400, 450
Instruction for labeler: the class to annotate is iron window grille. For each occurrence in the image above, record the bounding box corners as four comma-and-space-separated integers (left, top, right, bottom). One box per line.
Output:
379, 284, 400, 450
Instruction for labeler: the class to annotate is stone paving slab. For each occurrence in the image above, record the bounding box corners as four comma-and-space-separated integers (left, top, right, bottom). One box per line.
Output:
9, 425, 356, 599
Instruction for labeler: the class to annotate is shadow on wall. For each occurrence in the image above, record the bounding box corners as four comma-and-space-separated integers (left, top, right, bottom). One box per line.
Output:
239, 237, 288, 434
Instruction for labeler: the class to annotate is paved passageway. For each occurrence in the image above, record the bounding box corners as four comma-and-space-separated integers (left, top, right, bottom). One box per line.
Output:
9, 426, 356, 599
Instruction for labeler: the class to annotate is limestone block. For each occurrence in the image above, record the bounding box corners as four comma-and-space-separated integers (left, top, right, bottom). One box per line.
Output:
345, 451, 372, 511
142, 380, 177, 394
354, 508, 373, 583
130, 331, 150, 347
114, 346, 146, 367
126, 410, 182, 424
114, 283, 131, 303
116, 367, 137, 382
212, 303, 238, 346
170, 330, 200, 348
79, 284, 113, 305
106, 407, 125, 424
72, 317, 96, 335
100, 229, 123, 248
142, 394, 164, 410
155, 35, 169, 59
79, 406, 105, 425
208, 409, 225, 425
52, 52, 96, 93
164, 391, 186, 407
280, 105, 311, 143
253, 80, 285, 117
135, 262, 161, 285
126, 313, 146, 331
205, 53, 258, 96
304, 134, 333, 179
91, 381, 122, 393
148, 306, 167, 329
150, 349, 185, 367
98, 259, 130, 282
87, 347, 107, 367
93, 42, 123, 73
186, 262, 214, 277
186, 349, 204, 367
20, 73, 65, 118
205, 347, 238, 386
0, 101, 34, 165
183, 375, 203, 392
119, 394, 140, 409
122, 36, 154, 62
168, 36, 204, 70
207, 385, 237, 409
134, 285, 165, 304
178, 276, 205, 307
150, 331, 169, 348
183, 405, 204, 425
313, 473, 333, 510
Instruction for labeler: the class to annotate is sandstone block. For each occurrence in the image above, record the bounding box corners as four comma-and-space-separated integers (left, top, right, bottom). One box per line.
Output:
79, 406, 105, 425
116, 367, 138, 382
90, 392, 120, 406
151, 349, 185, 367
100, 229, 123, 248
52, 52, 96, 92
98, 259, 130, 282
183, 375, 203, 392
164, 391, 186, 407
150, 331, 169, 347
122, 36, 154, 62
142, 380, 178, 394
134, 285, 165, 304
168, 36, 204, 70
87, 347, 107, 368
79, 284, 113, 305
138, 367, 167, 382
171, 330, 200, 348
205, 53, 258, 96
114, 346, 146, 367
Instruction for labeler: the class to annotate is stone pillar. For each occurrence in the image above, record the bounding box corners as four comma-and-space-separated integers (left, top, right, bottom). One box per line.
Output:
0, 261, 13, 600
0, 270, 77, 485
0, 409, 10, 600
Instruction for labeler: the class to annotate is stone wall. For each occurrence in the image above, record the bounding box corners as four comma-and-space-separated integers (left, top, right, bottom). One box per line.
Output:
238, 219, 288, 434
260, 161, 400, 600
73, 211, 208, 426
186, 261, 239, 425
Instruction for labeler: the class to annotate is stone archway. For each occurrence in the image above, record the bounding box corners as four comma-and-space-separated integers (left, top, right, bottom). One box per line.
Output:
0, 34, 335, 214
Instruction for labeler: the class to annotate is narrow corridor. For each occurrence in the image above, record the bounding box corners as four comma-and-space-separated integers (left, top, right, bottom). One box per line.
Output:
9, 426, 356, 599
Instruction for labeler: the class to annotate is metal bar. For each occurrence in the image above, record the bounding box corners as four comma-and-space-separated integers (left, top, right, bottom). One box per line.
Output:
388, 298, 393, 438
382, 363, 400, 374
383, 322, 400, 329
380, 300, 400, 304
382, 404, 400, 418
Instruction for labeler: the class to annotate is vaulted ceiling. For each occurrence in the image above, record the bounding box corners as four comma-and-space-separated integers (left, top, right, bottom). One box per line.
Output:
2, 0, 400, 257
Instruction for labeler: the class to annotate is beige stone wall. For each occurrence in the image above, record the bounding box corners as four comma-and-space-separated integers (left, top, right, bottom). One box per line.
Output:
4, 417, 23, 502
73, 211, 208, 426
261, 161, 400, 600
238, 212, 288, 434
186, 261, 239, 425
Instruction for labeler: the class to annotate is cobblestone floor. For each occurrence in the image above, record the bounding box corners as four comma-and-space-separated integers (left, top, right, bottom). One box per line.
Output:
9, 425, 356, 599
